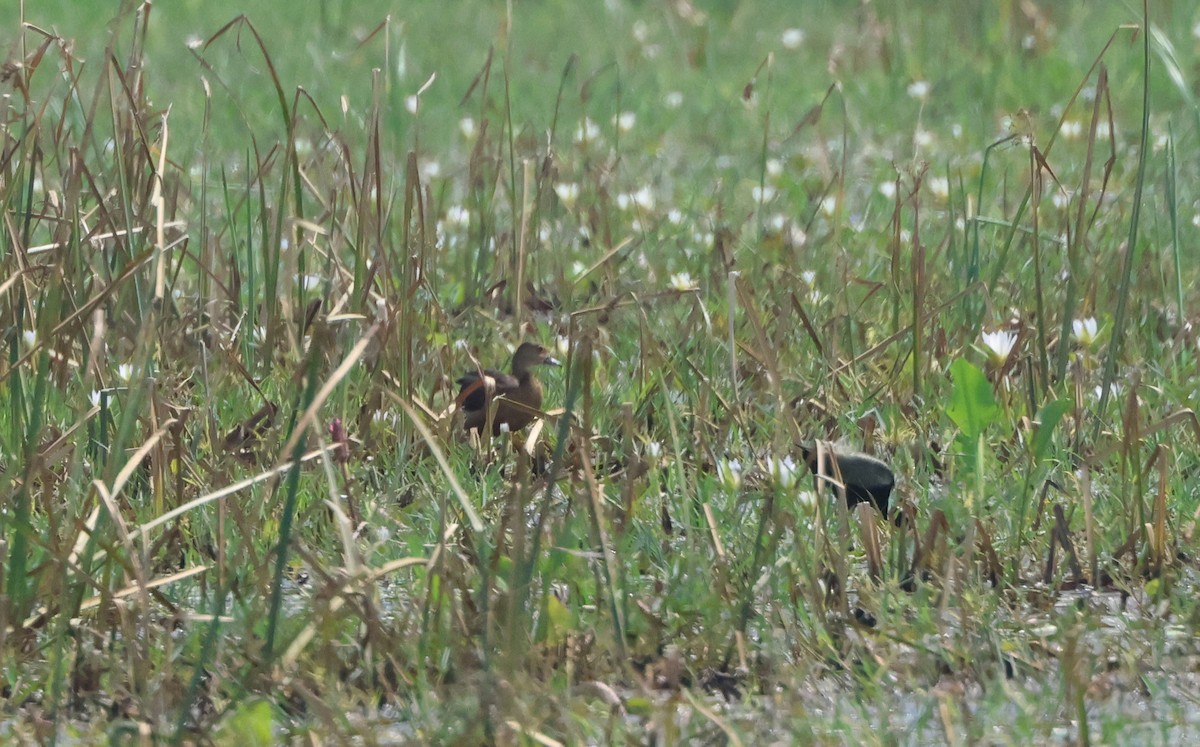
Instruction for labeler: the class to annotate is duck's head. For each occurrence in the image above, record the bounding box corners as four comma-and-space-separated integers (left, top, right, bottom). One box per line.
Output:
513, 341, 561, 373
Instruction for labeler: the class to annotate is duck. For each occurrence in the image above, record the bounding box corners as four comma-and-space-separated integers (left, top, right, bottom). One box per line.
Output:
799, 443, 897, 522
456, 342, 561, 436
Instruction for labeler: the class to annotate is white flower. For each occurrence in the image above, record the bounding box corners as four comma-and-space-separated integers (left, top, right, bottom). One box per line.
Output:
766, 455, 800, 490
716, 459, 742, 491
574, 118, 601, 143
90, 390, 102, 407
554, 182, 580, 210
615, 111, 636, 133
445, 205, 470, 226
751, 185, 775, 203
645, 441, 663, 460
664, 91, 684, 109
928, 176, 949, 198
22, 329, 36, 347
907, 81, 931, 100
781, 28, 805, 49
618, 186, 655, 212
801, 270, 816, 285
405, 95, 419, 114
459, 117, 477, 139
669, 272, 696, 291
980, 329, 1017, 365
117, 363, 134, 382
765, 159, 783, 178
878, 181, 897, 200
1072, 317, 1099, 347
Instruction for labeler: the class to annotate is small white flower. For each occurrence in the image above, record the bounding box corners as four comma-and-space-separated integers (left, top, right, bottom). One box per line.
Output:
556, 335, 570, 357
765, 158, 784, 178
928, 176, 949, 198
669, 272, 696, 291
914, 128, 934, 148
766, 455, 799, 490
878, 181, 897, 200
645, 441, 663, 460
716, 459, 742, 490
554, 182, 580, 210
1061, 120, 1083, 140
118, 363, 134, 382
631, 186, 655, 211
90, 390, 102, 407
459, 117, 477, 139
405, 95, 419, 114
819, 195, 838, 215
801, 271, 816, 285
781, 28, 805, 49
615, 111, 636, 133
751, 185, 775, 203
574, 117, 601, 143
907, 80, 931, 100
445, 205, 470, 226
296, 274, 321, 291
664, 91, 684, 109
980, 329, 1017, 365
1072, 317, 1099, 347
22, 329, 36, 347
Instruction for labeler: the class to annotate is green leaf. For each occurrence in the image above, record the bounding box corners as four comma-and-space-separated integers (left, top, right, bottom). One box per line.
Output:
545, 594, 573, 646
214, 698, 274, 747
1032, 398, 1070, 460
946, 358, 999, 439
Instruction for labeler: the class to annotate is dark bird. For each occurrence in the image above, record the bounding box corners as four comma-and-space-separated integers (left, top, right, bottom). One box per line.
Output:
800, 443, 896, 521
456, 342, 561, 435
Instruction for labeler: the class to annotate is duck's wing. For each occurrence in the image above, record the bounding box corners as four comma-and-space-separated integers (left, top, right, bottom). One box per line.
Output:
456, 368, 518, 411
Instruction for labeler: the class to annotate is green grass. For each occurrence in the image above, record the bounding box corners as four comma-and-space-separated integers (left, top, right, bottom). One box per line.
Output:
3, 0, 1200, 743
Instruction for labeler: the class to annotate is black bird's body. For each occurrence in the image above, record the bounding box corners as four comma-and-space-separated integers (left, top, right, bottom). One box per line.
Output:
800, 444, 896, 521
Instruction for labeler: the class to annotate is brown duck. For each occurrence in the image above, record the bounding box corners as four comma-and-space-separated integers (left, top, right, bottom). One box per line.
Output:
456, 342, 560, 435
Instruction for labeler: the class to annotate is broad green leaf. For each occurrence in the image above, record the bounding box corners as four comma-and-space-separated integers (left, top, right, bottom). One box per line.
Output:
214, 698, 273, 747
946, 358, 999, 439
1032, 398, 1070, 460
